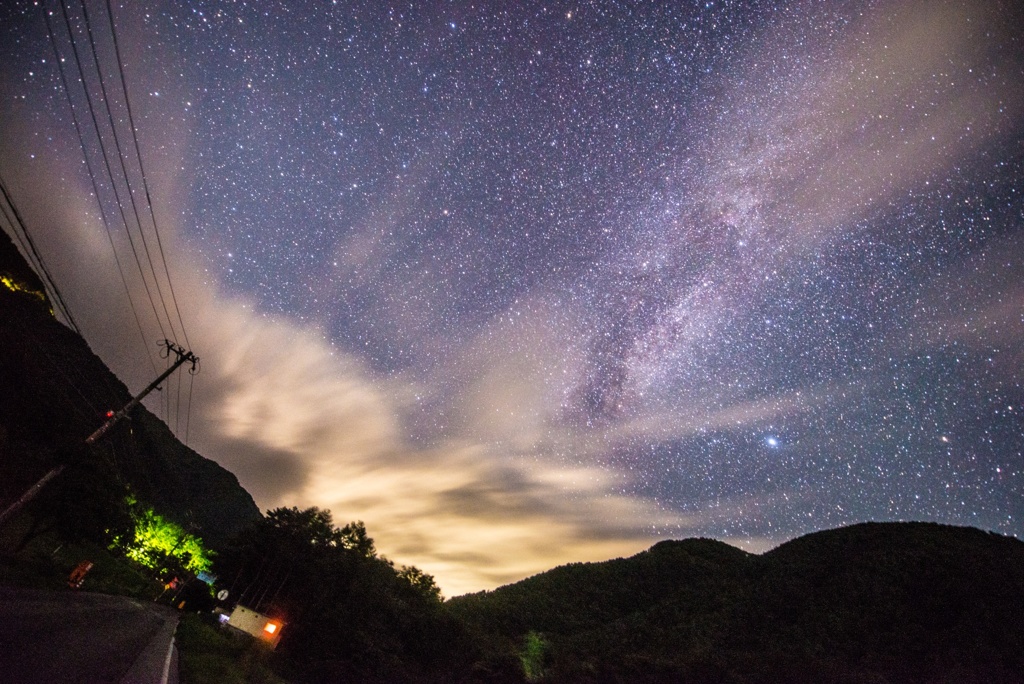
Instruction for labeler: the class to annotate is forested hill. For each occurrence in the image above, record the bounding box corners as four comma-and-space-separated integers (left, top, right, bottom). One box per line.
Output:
0, 228, 259, 549
447, 521, 1024, 683
6, 226, 1024, 682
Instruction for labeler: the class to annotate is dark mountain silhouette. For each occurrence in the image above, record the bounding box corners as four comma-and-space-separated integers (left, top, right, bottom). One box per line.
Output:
447, 522, 1024, 683
5, 229, 1023, 683
0, 228, 259, 549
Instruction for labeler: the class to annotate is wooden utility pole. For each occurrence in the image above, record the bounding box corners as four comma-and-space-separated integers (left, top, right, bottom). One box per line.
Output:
0, 340, 197, 528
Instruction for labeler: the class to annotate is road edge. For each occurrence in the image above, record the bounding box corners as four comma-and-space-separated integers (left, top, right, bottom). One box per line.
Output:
119, 608, 180, 684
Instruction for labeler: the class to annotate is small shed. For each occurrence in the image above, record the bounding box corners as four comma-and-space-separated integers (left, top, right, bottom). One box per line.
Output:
225, 604, 285, 649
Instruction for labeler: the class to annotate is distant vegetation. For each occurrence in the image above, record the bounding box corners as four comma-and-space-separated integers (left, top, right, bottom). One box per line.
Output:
447, 522, 1024, 683
215, 506, 467, 682
0, 229, 260, 552
3, 228, 1023, 682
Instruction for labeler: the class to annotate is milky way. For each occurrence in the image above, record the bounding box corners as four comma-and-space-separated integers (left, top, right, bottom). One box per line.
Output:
1, 0, 1022, 594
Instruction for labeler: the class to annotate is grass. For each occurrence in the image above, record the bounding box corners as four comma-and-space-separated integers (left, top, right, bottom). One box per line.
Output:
1, 516, 288, 682
0, 520, 160, 599
176, 613, 288, 684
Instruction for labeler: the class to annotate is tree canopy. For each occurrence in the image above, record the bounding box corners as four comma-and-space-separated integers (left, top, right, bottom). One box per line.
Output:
117, 499, 213, 576
216, 506, 467, 682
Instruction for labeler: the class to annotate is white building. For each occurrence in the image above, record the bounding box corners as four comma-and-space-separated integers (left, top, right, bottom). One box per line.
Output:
224, 604, 285, 649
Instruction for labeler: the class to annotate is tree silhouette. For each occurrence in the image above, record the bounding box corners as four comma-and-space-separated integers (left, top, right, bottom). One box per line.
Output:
216, 506, 466, 682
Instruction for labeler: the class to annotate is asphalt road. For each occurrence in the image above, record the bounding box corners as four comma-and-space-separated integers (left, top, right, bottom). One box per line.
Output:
0, 586, 179, 683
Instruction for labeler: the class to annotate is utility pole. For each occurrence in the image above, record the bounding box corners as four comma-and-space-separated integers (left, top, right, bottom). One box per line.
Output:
0, 340, 198, 528
85, 341, 197, 444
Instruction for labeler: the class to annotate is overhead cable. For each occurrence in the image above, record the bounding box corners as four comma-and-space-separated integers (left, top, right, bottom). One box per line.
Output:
75, 0, 182, 343
103, 0, 193, 351
0, 172, 81, 334
55, 0, 170, 342
41, 4, 159, 376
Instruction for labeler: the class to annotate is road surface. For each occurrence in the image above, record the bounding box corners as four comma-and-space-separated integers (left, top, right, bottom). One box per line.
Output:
0, 586, 179, 683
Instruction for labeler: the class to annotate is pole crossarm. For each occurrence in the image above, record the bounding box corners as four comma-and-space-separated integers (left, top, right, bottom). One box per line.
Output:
0, 341, 198, 529
85, 340, 197, 445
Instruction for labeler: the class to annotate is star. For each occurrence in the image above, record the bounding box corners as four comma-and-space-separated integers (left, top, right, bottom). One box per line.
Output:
1, 0, 1021, 596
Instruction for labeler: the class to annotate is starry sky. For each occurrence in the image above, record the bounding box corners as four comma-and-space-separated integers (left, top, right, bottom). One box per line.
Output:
1, 0, 1023, 596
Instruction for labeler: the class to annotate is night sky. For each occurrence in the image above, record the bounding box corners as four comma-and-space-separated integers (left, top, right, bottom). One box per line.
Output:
2, 0, 1022, 595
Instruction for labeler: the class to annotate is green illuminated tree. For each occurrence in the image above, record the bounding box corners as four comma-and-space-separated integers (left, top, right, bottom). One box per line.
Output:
115, 499, 213, 575
520, 631, 550, 682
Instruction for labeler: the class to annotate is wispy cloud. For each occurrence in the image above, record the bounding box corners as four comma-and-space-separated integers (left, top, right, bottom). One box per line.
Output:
9, 0, 1021, 598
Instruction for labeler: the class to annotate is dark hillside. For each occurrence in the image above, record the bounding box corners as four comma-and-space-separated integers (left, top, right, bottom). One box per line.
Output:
449, 537, 751, 638
446, 537, 758, 681
728, 522, 1024, 682
0, 228, 259, 548
446, 522, 1024, 683
0, 229, 48, 298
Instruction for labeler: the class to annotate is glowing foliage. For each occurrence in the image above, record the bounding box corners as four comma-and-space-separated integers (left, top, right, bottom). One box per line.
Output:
1, 274, 51, 314
116, 499, 213, 575
520, 631, 549, 682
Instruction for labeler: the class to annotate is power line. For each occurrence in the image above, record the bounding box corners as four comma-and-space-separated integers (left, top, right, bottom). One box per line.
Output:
19, 324, 102, 421
0, 341, 199, 528
0, 198, 39, 277
184, 367, 196, 447
75, 0, 182, 344
0, 187, 62, 323
175, 354, 182, 436
0, 172, 81, 334
41, 4, 159, 377
103, 0, 192, 351
12, 1, 201, 440
162, 340, 171, 424
54, 0, 170, 343
0, 190, 127, 416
